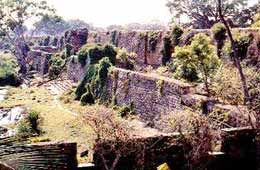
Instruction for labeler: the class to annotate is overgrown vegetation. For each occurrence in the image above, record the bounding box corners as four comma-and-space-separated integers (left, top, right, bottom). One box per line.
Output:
223, 32, 253, 61
78, 44, 117, 66
170, 25, 184, 46
75, 57, 113, 104
17, 110, 41, 138
211, 23, 227, 58
172, 33, 220, 94
0, 53, 20, 86
161, 34, 172, 65
148, 31, 160, 52
48, 53, 66, 79
116, 48, 136, 70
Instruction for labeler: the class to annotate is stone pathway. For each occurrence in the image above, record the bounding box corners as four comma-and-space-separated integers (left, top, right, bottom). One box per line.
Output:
41, 78, 78, 116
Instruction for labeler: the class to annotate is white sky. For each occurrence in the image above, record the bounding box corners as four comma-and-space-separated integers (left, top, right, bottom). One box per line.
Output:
45, 0, 259, 27
45, 0, 171, 27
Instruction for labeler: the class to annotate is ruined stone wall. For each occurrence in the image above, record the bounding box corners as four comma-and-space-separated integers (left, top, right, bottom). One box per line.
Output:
0, 140, 78, 170
107, 68, 194, 120
87, 30, 165, 66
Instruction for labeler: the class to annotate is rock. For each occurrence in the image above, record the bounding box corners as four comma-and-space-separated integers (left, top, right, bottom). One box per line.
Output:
65, 28, 88, 53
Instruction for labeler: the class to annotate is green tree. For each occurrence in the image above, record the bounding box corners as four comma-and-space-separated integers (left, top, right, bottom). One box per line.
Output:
173, 33, 220, 95
166, 0, 258, 28
0, 0, 54, 73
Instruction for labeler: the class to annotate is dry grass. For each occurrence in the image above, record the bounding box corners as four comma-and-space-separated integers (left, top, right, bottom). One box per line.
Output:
0, 86, 106, 162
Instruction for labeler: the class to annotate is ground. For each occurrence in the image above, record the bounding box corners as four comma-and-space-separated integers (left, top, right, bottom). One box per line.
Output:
0, 76, 164, 163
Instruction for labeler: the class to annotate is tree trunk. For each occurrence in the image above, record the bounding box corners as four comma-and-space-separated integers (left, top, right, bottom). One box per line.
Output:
217, 0, 250, 105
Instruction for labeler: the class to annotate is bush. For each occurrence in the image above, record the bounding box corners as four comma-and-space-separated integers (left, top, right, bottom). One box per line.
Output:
223, 32, 253, 60
116, 48, 136, 70
0, 53, 20, 86
117, 103, 135, 117
75, 57, 113, 102
172, 33, 220, 94
48, 54, 66, 79
17, 110, 41, 137
211, 23, 227, 58
170, 25, 184, 46
80, 85, 95, 105
212, 65, 244, 105
148, 31, 160, 52
78, 44, 117, 66
175, 64, 199, 82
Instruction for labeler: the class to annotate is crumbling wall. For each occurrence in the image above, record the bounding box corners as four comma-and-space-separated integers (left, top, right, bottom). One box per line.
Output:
0, 140, 78, 170
107, 68, 194, 120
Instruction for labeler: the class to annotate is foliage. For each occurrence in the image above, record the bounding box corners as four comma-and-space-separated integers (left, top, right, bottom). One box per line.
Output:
245, 66, 260, 118
0, 0, 54, 73
75, 57, 112, 103
0, 53, 20, 86
80, 85, 95, 106
78, 44, 117, 66
170, 25, 184, 46
18, 110, 41, 137
157, 109, 214, 170
251, 13, 260, 27
174, 64, 199, 82
148, 31, 160, 52
116, 48, 136, 70
116, 103, 135, 117
166, 0, 257, 28
48, 54, 66, 79
211, 23, 227, 58
172, 33, 220, 94
156, 80, 165, 96
223, 32, 253, 60
161, 34, 172, 65
211, 64, 244, 105
83, 108, 132, 170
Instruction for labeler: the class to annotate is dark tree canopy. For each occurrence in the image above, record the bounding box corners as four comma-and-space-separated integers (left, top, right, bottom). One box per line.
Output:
166, 0, 259, 28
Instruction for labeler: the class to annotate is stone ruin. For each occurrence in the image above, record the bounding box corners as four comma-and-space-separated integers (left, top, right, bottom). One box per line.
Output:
20, 27, 260, 169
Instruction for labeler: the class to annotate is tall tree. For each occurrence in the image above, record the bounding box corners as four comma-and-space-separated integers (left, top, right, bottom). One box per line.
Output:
217, 0, 250, 104
166, 0, 258, 28
0, 0, 54, 74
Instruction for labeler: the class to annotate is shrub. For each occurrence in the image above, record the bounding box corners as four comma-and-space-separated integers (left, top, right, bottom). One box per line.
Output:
211, 23, 227, 58
170, 25, 184, 46
148, 31, 160, 52
117, 103, 135, 117
161, 34, 172, 65
80, 85, 95, 105
116, 48, 136, 70
172, 33, 220, 94
75, 57, 113, 102
48, 53, 66, 79
78, 44, 117, 66
28, 110, 40, 134
211, 65, 244, 105
17, 110, 41, 137
156, 109, 214, 170
175, 64, 199, 82
223, 32, 253, 60
0, 53, 20, 86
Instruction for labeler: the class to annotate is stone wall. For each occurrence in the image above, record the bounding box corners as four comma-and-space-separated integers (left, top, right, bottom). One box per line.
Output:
0, 140, 78, 170
106, 68, 195, 120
